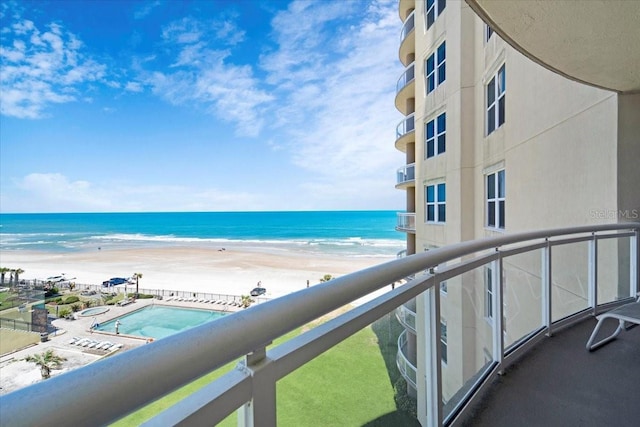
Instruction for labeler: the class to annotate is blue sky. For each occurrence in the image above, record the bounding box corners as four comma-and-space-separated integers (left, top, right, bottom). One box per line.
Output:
0, 0, 404, 213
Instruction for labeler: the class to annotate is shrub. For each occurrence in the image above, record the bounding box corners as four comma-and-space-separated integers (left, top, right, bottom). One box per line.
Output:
393, 377, 417, 418
63, 296, 80, 304
128, 293, 153, 299
70, 303, 82, 312
58, 308, 71, 318
44, 287, 59, 298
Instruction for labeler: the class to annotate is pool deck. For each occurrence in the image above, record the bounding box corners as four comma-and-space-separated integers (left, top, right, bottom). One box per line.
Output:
0, 298, 243, 395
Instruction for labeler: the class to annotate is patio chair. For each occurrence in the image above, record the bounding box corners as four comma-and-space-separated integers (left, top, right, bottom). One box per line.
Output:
586, 295, 640, 351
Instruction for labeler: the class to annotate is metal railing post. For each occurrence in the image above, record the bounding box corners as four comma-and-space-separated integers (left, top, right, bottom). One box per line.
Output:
632, 230, 639, 297
588, 233, 598, 312
423, 270, 442, 427
494, 253, 504, 370
542, 238, 553, 336
238, 347, 276, 427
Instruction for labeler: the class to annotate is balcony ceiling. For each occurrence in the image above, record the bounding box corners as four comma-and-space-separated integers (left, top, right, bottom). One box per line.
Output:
467, 0, 640, 93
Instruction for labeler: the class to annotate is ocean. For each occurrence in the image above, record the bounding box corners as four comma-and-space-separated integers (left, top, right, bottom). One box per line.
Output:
0, 211, 405, 257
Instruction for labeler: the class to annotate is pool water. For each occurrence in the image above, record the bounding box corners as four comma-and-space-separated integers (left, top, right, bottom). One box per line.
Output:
94, 305, 226, 340
78, 307, 110, 317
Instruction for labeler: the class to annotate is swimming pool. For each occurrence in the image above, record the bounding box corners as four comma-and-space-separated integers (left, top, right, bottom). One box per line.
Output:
78, 307, 110, 317
93, 305, 226, 340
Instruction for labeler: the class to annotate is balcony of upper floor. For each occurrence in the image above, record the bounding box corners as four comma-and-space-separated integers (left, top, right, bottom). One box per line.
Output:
399, 10, 415, 67
396, 212, 416, 233
395, 62, 415, 115
396, 162, 415, 189
466, 0, 640, 93
398, 0, 414, 22
395, 113, 415, 152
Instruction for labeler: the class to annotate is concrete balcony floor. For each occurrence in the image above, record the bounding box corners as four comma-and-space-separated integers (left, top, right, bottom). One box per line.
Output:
463, 317, 640, 426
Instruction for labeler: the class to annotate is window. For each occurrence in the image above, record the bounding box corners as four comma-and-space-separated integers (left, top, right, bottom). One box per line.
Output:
485, 24, 494, 42
425, 41, 446, 94
486, 170, 505, 229
426, 183, 446, 223
440, 319, 448, 364
425, 112, 446, 158
485, 266, 494, 320
426, 0, 446, 29
487, 65, 506, 134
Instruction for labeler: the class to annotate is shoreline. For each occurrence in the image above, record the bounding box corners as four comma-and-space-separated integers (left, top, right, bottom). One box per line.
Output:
0, 245, 395, 299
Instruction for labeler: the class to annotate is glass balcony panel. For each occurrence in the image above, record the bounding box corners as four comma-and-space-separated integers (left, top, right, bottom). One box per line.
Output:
440, 263, 495, 419
551, 241, 589, 321
396, 163, 415, 185
400, 11, 415, 42
396, 114, 415, 139
503, 249, 543, 349
396, 213, 416, 231
396, 63, 415, 93
597, 236, 632, 304
275, 314, 403, 424
397, 330, 417, 388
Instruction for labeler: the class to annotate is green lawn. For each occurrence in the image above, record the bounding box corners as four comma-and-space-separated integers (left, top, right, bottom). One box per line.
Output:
112, 311, 418, 426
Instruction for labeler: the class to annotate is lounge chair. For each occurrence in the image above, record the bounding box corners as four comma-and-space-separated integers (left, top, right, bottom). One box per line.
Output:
587, 295, 640, 351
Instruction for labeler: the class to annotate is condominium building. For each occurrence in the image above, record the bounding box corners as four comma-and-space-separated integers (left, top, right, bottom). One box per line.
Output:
4, 2, 638, 426
394, 0, 639, 417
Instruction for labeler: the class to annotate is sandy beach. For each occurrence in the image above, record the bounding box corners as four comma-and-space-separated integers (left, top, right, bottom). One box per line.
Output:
1, 245, 394, 299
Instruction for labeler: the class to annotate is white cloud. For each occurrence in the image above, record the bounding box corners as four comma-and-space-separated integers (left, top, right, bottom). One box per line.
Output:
125, 81, 144, 92
142, 16, 274, 137
134, 0, 161, 20
0, 17, 106, 118
4, 173, 272, 213
260, 0, 404, 205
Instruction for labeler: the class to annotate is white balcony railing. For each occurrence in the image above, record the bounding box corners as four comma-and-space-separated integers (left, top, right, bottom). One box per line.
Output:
396, 212, 416, 231
396, 62, 415, 93
400, 10, 415, 42
396, 302, 417, 332
396, 113, 415, 140
2, 223, 638, 427
397, 329, 418, 389
396, 163, 416, 186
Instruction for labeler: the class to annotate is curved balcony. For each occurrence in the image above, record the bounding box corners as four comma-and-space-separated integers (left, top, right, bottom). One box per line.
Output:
398, 0, 414, 21
4, 223, 638, 427
395, 302, 417, 333
396, 212, 416, 233
396, 163, 415, 188
395, 113, 415, 152
397, 330, 418, 390
395, 62, 415, 115
399, 11, 415, 66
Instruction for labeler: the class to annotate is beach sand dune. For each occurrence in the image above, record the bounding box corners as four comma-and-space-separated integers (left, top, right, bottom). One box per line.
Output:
1, 246, 394, 299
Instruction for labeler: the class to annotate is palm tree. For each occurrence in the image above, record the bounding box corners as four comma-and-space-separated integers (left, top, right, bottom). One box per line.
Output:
13, 268, 24, 287
241, 295, 254, 308
24, 350, 66, 379
0, 267, 9, 285
133, 272, 143, 298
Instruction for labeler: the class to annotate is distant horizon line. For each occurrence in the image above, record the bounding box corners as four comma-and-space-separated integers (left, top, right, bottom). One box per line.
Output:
0, 209, 404, 215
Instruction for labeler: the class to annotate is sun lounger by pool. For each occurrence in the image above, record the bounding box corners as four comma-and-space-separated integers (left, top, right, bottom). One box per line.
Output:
587, 296, 640, 351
